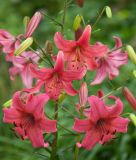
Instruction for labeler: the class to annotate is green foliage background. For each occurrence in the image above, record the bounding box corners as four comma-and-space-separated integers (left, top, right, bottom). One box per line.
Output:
0, 0, 136, 159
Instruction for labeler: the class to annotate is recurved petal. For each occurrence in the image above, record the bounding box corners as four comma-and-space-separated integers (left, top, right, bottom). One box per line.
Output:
3, 108, 22, 123
108, 98, 123, 117
27, 127, 44, 148
99, 133, 115, 145
62, 68, 86, 81
91, 63, 107, 85
26, 93, 49, 118
89, 43, 108, 57
113, 36, 122, 49
73, 118, 91, 133
85, 57, 98, 70
78, 25, 91, 46
88, 96, 109, 121
30, 63, 53, 81
107, 61, 119, 80
9, 66, 21, 80
63, 82, 77, 96
110, 117, 129, 133
109, 52, 128, 67
54, 32, 76, 51
12, 91, 24, 110
40, 118, 57, 133
81, 130, 100, 150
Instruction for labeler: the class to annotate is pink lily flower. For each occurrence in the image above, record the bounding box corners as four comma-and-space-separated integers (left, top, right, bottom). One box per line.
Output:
0, 29, 20, 54
54, 25, 108, 71
30, 51, 86, 100
9, 51, 39, 88
25, 12, 42, 38
91, 37, 128, 85
73, 95, 129, 150
3, 91, 57, 148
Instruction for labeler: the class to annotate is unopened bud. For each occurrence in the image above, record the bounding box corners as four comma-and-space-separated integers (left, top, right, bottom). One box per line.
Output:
105, 6, 112, 18
75, 27, 83, 40
76, 0, 84, 8
129, 113, 136, 127
73, 15, 82, 31
14, 37, 33, 56
133, 70, 136, 77
79, 82, 88, 107
25, 11, 42, 38
58, 93, 66, 104
23, 16, 30, 31
3, 99, 12, 108
126, 45, 136, 64
123, 87, 136, 110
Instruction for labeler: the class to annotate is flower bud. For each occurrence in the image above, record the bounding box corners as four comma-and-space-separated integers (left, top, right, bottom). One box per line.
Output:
129, 113, 136, 127
58, 93, 66, 104
75, 27, 83, 40
23, 16, 30, 31
123, 87, 136, 110
133, 70, 136, 77
126, 45, 136, 64
25, 11, 42, 38
3, 99, 12, 108
14, 37, 33, 56
73, 15, 82, 31
105, 6, 112, 18
76, 0, 84, 7
79, 82, 88, 107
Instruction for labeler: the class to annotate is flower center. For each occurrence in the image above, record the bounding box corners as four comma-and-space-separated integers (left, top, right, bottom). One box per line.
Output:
27, 114, 35, 124
96, 119, 107, 134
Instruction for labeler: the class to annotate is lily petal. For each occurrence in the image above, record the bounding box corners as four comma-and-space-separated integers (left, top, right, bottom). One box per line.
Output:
73, 118, 91, 132
110, 117, 129, 133
40, 118, 57, 133
54, 51, 64, 72
54, 32, 76, 52
81, 130, 100, 150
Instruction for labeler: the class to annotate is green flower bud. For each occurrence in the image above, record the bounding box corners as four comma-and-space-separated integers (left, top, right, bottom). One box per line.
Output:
126, 45, 136, 64
129, 113, 136, 127
73, 15, 82, 31
23, 16, 30, 31
14, 37, 33, 56
3, 99, 12, 108
58, 93, 66, 104
105, 6, 112, 18
133, 70, 136, 77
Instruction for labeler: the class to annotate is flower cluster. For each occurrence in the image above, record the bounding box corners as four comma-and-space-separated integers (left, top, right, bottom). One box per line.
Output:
0, 3, 134, 157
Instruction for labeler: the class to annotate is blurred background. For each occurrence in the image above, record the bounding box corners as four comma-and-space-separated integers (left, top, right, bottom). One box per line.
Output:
0, 0, 136, 159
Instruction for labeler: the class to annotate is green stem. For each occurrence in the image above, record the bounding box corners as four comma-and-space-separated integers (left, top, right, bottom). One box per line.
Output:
61, 0, 68, 33
50, 101, 59, 160
34, 39, 54, 67
101, 86, 123, 100
41, 11, 63, 27
74, 134, 81, 160
92, 7, 106, 29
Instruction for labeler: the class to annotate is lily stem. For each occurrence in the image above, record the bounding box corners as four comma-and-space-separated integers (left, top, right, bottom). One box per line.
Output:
92, 7, 106, 29
61, 0, 68, 33
74, 134, 81, 160
50, 101, 59, 160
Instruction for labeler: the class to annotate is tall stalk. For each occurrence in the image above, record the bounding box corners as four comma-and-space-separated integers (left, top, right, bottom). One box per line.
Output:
50, 101, 59, 160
